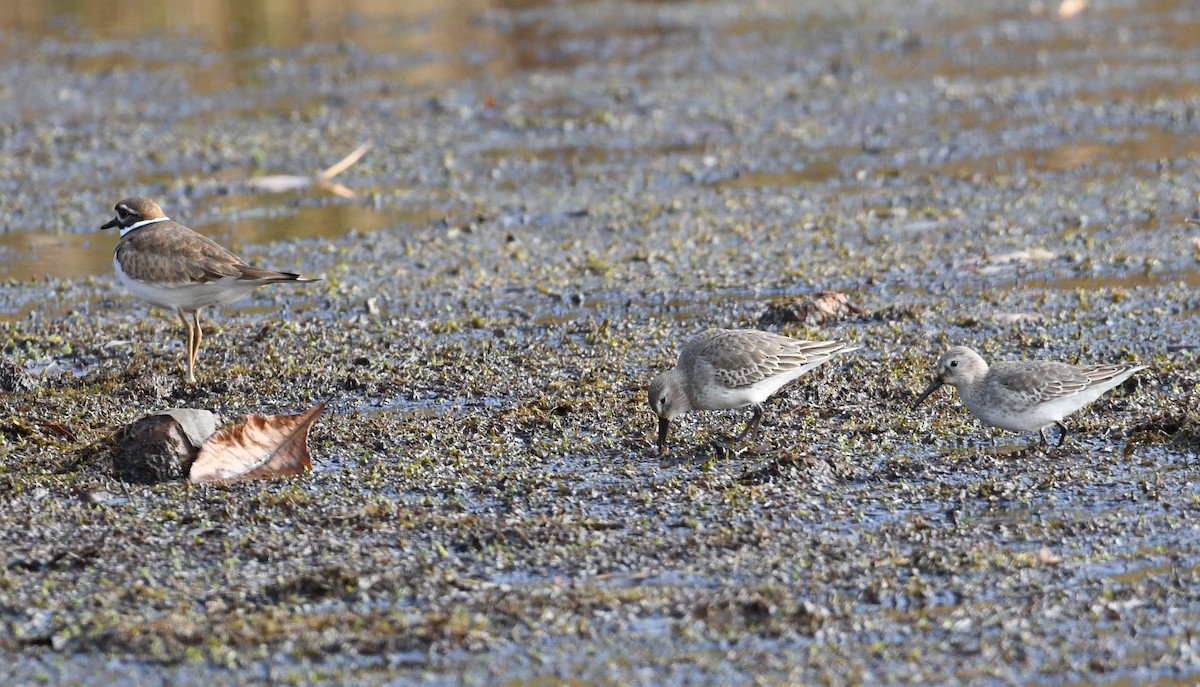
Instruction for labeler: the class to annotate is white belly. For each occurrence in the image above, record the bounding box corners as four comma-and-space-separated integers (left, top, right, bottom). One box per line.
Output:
962, 385, 1113, 432
691, 363, 813, 411
114, 255, 255, 311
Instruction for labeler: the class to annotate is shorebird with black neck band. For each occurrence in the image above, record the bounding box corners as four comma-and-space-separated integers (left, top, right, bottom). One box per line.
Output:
100, 197, 318, 384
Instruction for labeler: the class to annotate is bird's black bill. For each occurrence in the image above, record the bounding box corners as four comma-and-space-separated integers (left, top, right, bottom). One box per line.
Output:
656, 417, 670, 455
911, 378, 944, 409
99, 216, 121, 231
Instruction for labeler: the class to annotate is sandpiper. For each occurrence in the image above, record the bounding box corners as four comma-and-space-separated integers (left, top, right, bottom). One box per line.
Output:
648, 328, 858, 454
100, 197, 318, 384
912, 345, 1145, 446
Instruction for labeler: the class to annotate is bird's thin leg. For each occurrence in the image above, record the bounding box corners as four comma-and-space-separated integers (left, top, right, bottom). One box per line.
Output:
1054, 421, 1068, 448
177, 308, 196, 384
190, 309, 203, 383
1038, 427, 1049, 446
735, 404, 765, 444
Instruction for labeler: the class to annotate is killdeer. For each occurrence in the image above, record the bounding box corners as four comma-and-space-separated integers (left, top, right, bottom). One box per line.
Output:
100, 197, 318, 384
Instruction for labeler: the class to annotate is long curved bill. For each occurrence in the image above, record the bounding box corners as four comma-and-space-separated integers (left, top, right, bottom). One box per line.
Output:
656, 417, 670, 455
911, 377, 945, 409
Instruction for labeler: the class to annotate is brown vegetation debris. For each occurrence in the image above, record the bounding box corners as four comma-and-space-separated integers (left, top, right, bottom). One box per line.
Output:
758, 290, 867, 327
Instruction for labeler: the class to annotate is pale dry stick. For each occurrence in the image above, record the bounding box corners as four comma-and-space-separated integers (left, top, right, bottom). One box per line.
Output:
246, 141, 373, 198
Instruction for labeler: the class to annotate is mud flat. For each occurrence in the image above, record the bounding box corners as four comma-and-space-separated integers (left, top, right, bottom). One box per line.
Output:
1, 0, 1199, 684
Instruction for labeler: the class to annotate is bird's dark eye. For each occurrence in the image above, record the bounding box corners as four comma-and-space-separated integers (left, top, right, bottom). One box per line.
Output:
950, 360, 958, 367
658, 397, 666, 408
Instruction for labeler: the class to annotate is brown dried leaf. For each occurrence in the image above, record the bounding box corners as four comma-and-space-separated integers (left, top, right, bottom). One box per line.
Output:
189, 403, 325, 484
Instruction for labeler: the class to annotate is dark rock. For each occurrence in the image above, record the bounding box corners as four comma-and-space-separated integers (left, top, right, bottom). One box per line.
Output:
105, 409, 219, 484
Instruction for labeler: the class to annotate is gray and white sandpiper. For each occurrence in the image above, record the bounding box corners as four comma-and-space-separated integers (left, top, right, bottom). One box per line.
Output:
912, 345, 1145, 446
648, 328, 858, 454
100, 197, 318, 384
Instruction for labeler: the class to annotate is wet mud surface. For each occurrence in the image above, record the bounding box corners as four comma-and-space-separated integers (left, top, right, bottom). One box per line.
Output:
1, 0, 1199, 684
